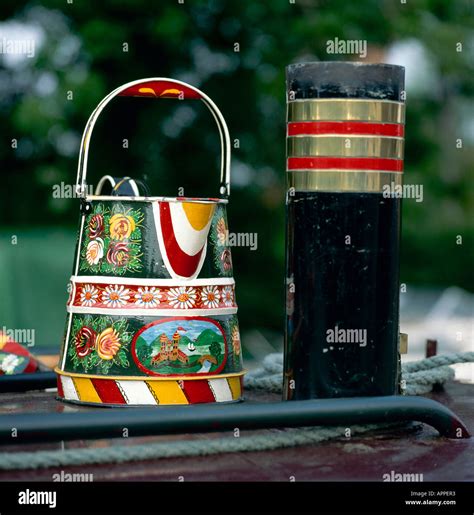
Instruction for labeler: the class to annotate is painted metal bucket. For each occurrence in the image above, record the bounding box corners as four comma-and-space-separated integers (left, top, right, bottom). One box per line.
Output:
56, 78, 244, 406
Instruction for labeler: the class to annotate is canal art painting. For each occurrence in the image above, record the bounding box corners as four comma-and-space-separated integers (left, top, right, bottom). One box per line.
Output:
67, 315, 132, 375
132, 318, 227, 376
79, 203, 144, 275
56, 77, 245, 406
154, 201, 215, 280
209, 204, 233, 277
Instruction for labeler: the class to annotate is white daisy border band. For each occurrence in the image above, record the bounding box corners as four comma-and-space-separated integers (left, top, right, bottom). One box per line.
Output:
68, 278, 237, 314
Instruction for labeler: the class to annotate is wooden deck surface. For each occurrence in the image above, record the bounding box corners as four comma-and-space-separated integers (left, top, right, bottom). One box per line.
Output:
0, 381, 472, 481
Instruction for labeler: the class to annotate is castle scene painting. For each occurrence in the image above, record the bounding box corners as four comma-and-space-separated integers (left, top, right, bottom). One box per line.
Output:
133, 319, 227, 375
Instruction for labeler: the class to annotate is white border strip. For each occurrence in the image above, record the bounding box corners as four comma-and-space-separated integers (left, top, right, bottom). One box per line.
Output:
208, 377, 233, 402
116, 380, 157, 405
73, 215, 86, 276
70, 275, 235, 287
67, 306, 237, 317
61, 313, 73, 369
61, 376, 79, 401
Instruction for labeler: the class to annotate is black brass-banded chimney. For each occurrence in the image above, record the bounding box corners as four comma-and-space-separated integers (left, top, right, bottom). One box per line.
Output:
284, 62, 405, 400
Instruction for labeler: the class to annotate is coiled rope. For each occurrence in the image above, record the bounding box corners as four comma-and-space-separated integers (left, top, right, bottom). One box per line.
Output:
0, 351, 472, 471
245, 351, 474, 396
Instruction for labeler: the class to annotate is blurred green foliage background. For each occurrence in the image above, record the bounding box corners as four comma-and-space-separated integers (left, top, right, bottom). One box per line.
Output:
0, 0, 472, 349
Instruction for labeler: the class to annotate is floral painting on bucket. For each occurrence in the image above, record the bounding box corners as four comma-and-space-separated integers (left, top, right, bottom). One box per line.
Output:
67, 315, 132, 374
80, 203, 144, 275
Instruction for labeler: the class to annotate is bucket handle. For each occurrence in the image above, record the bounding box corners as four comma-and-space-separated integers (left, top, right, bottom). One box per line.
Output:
75, 77, 231, 199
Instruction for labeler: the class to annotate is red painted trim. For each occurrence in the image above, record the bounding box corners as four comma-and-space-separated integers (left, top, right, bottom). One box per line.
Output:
288, 121, 404, 137
130, 316, 228, 377
287, 157, 403, 172
23, 359, 38, 374
118, 80, 201, 99
2, 340, 30, 357
91, 378, 127, 404
57, 376, 64, 398
160, 202, 206, 278
181, 380, 216, 404
71, 282, 236, 310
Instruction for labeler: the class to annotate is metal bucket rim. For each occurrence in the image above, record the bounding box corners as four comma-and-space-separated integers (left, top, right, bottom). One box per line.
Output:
84, 195, 229, 204
55, 367, 246, 382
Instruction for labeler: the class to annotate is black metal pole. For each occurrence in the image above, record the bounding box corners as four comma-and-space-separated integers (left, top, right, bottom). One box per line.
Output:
0, 372, 57, 393
0, 395, 468, 443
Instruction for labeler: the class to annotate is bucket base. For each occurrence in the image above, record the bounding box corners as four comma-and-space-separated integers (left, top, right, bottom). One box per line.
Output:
55, 369, 244, 407
56, 396, 243, 409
